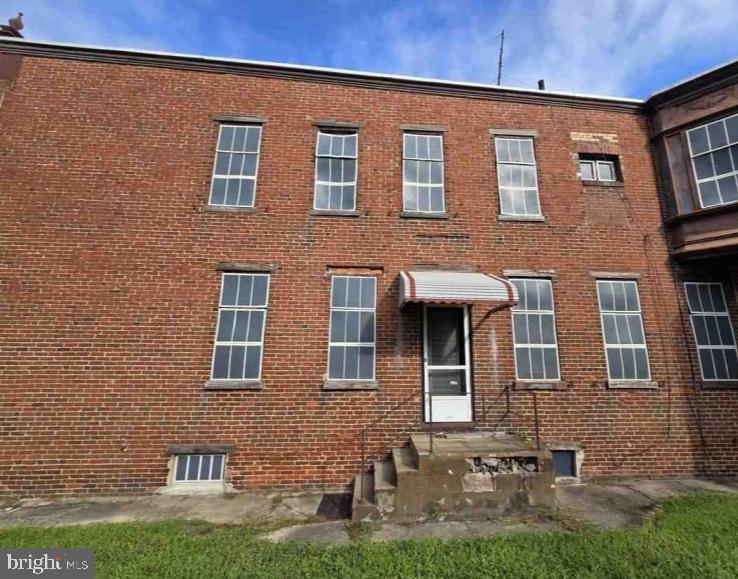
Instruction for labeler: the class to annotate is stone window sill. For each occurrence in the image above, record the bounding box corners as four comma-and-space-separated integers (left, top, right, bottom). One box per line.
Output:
204, 379, 264, 391
581, 180, 624, 188
607, 380, 658, 390
205, 204, 259, 213
323, 379, 379, 391
515, 380, 568, 391
400, 211, 449, 220
310, 209, 361, 217
498, 214, 546, 223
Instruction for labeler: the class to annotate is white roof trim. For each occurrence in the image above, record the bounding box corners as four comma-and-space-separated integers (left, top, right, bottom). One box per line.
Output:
0, 37, 643, 105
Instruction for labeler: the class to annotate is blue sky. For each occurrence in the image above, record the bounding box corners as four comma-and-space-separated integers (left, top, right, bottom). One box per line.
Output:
8, 0, 738, 98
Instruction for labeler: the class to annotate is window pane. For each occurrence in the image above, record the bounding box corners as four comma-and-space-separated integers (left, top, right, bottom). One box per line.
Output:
621, 348, 636, 379
725, 349, 738, 379
341, 185, 355, 210
199, 455, 212, 480
495, 138, 510, 162
528, 314, 543, 344
344, 346, 359, 379
245, 127, 260, 152
404, 185, 418, 211
187, 456, 201, 481
522, 166, 536, 187
211, 455, 224, 480
693, 154, 714, 180
602, 314, 618, 345
332, 277, 347, 307
315, 183, 329, 209
544, 348, 560, 380
634, 348, 649, 380
404, 134, 417, 159
360, 278, 376, 308
250, 276, 268, 307
688, 126, 709, 155
615, 314, 632, 344
714, 349, 728, 380
516, 348, 532, 379
520, 139, 534, 164
344, 134, 357, 157
428, 308, 463, 365
329, 346, 344, 379
627, 314, 645, 344
428, 136, 443, 161
417, 135, 430, 160
232, 127, 247, 151
175, 456, 188, 481
247, 310, 265, 342
692, 316, 708, 345
218, 126, 235, 150
707, 121, 728, 149
541, 315, 556, 344
244, 346, 261, 378
705, 316, 721, 345
719, 176, 738, 203
699, 349, 717, 380
499, 188, 514, 215
346, 278, 362, 307
217, 310, 235, 341
580, 161, 595, 180
512, 190, 526, 214
210, 178, 227, 205
698, 180, 721, 207
229, 346, 245, 378
530, 348, 544, 379
598, 282, 615, 311
727, 115, 738, 144
212, 346, 230, 378
524, 190, 541, 215
237, 180, 255, 207
607, 348, 624, 380
317, 132, 331, 156
331, 311, 346, 342
345, 311, 360, 342
358, 346, 374, 379
597, 161, 615, 181
513, 313, 529, 344
713, 148, 733, 176
429, 369, 466, 395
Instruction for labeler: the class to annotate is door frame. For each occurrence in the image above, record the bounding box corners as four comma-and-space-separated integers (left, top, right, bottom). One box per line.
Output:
422, 304, 473, 423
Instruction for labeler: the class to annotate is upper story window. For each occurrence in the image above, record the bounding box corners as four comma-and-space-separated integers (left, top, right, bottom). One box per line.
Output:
686, 112, 738, 209
510, 278, 560, 381
328, 276, 376, 381
494, 137, 541, 217
209, 124, 262, 208
314, 130, 358, 211
403, 133, 445, 213
596, 280, 650, 382
211, 273, 270, 381
685, 282, 738, 381
578, 154, 620, 183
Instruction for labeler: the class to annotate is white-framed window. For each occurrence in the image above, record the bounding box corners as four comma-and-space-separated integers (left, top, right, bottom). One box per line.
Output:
211, 273, 269, 380
174, 454, 225, 483
686, 112, 738, 208
209, 124, 262, 207
579, 159, 616, 182
685, 282, 738, 381
494, 136, 541, 216
510, 278, 560, 381
314, 130, 358, 211
596, 280, 651, 381
328, 276, 376, 380
402, 133, 445, 213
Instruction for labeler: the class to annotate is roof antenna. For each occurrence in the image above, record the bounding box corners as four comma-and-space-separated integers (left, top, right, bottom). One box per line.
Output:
496, 29, 504, 85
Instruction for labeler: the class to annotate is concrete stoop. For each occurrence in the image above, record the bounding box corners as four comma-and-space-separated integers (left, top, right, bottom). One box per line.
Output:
351, 431, 555, 522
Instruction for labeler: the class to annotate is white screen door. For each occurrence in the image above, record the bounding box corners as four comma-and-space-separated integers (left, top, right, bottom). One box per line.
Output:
423, 305, 472, 422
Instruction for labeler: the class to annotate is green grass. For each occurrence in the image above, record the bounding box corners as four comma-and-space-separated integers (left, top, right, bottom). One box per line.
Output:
1, 493, 737, 578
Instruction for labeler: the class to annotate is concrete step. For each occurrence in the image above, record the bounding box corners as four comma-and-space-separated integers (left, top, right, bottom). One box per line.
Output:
350, 472, 380, 522
374, 459, 397, 493
392, 446, 418, 475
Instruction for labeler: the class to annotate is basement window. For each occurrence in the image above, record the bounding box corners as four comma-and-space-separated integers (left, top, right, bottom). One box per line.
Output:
579, 154, 621, 183
174, 454, 225, 483
551, 450, 577, 479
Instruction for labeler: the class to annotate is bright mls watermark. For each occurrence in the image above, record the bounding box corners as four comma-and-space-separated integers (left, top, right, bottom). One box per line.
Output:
1, 550, 93, 578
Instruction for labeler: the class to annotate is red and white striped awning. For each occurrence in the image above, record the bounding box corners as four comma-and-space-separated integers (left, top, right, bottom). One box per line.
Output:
399, 270, 518, 309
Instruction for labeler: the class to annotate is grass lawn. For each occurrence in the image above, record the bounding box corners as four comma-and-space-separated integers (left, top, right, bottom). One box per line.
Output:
1, 493, 737, 578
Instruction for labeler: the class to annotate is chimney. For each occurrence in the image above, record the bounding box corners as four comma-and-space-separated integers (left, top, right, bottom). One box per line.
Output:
0, 12, 24, 37
537, 79, 546, 90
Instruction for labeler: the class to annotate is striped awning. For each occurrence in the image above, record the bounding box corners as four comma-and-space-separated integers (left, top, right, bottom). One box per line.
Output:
399, 270, 518, 309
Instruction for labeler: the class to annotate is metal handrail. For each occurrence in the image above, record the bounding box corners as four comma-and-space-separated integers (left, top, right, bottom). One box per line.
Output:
356, 388, 433, 504
481, 382, 542, 450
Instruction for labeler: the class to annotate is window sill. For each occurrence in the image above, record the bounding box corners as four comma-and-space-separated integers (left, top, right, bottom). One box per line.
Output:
581, 180, 624, 188
515, 380, 568, 391
607, 380, 658, 390
323, 379, 379, 391
498, 214, 546, 222
310, 209, 361, 218
204, 379, 264, 391
205, 204, 259, 213
400, 211, 449, 220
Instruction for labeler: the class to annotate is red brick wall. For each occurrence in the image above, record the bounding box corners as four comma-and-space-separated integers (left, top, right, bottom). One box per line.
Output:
0, 55, 736, 497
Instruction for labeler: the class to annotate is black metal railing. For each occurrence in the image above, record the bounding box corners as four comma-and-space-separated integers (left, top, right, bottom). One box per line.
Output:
481, 382, 542, 450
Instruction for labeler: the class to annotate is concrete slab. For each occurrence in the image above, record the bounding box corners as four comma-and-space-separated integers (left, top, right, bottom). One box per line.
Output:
411, 432, 534, 458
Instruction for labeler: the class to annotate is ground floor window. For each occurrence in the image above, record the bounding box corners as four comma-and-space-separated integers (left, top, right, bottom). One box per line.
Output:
685, 282, 738, 381
174, 454, 225, 483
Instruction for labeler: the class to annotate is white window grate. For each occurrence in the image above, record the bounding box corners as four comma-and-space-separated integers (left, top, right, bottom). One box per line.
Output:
686, 112, 738, 208
596, 280, 651, 381
402, 133, 445, 213
174, 454, 225, 483
328, 276, 376, 380
494, 136, 541, 217
510, 278, 560, 381
211, 273, 270, 380
209, 124, 262, 207
314, 131, 358, 211
685, 282, 738, 381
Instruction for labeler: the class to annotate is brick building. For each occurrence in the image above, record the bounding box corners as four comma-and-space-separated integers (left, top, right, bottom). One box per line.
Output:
0, 36, 736, 499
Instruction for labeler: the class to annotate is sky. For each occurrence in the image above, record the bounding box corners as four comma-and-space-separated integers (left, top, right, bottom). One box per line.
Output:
5, 0, 738, 99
